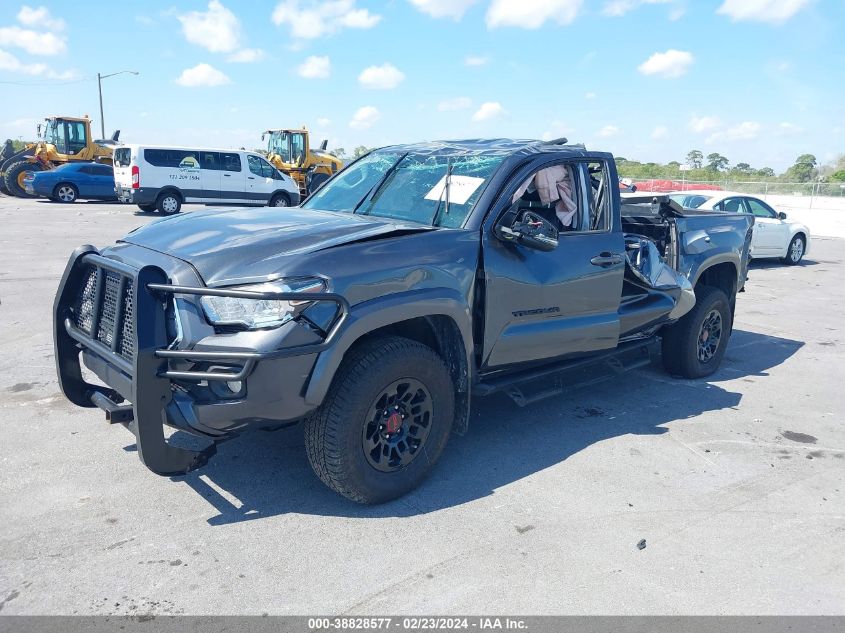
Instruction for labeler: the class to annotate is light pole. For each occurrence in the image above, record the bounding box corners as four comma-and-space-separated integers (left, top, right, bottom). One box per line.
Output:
97, 70, 139, 138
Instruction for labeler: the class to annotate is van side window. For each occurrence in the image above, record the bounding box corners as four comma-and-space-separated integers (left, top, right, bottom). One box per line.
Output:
221, 153, 241, 172
200, 151, 220, 171
248, 155, 276, 178
145, 149, 199, 168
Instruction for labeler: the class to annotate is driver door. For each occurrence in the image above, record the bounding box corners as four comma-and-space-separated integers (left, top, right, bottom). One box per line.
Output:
481, 159, 625, 369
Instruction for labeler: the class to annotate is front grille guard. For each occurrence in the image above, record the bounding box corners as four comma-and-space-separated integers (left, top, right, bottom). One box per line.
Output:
54, 245, 349, 476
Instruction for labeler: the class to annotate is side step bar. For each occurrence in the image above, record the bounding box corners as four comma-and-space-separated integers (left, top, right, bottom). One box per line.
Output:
476, 338, 658, 407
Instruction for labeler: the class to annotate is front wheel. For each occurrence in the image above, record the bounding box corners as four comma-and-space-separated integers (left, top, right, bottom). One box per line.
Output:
155, 192, 181, 215
3, 160, 40, 198
53, 183, 78, 203
661, 285, 732, 379
781, 235, 805, 265
304, 336, 455, 504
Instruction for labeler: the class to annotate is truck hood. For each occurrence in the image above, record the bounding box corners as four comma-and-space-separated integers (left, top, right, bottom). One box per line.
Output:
119, 206, 434, 285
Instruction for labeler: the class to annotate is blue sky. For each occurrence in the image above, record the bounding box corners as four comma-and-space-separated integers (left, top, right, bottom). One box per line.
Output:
1, 0, 843, 170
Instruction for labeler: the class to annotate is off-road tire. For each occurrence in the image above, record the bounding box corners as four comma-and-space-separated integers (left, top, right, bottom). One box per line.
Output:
661, 285, 732, 379
3, 160, 40, 198
155, 191, 181, 215
307, 172, 330, 195
304, 336, 455, 504
781, 234, 805, 266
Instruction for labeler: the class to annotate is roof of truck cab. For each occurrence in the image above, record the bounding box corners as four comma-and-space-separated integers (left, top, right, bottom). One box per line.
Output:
373, 138, 597, 158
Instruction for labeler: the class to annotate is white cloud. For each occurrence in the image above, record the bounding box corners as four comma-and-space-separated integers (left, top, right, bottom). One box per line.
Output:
651, 125, 669, 139
0, 48, 74, 79
177, 1, 241, 53
584, 91, 596, 99
778, 121, 803, 135
637, 49, 693, 78
688, 115, 722, 133
317, 117, 331, 127
486, 0, 583, 28
358, 63, 405, 89
408, 0, 479, 19
298, 55, 331, 78
349, 106, 380, 129
598, 124, 619, 138
464, 55, 489, 67
227, 48, 265, 63
717, 0, 811, 24
541, 120, 573, 141
0, 26, 66, 55
0, 48, 46, 74
472, 101, 506, 122
272, 0, 381, 39
175, 63, 231, 87
602, 0, 679, 18
17, 5, 65, 31
438, 97, 473, 111
706, 121, 762, 144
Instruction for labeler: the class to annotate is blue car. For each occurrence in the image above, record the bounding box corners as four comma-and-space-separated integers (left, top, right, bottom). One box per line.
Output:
24, 162, 116, 203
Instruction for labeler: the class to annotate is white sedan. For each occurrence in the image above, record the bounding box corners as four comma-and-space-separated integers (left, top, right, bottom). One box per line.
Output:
669, 190, 811, 265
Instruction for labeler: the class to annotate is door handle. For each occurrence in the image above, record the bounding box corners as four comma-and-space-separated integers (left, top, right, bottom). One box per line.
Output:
247, 176, 255, 180
223, 174, 231, 177
590, 252, 624, 267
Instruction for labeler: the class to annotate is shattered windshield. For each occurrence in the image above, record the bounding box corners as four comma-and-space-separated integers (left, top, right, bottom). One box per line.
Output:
302, 149, 506, 228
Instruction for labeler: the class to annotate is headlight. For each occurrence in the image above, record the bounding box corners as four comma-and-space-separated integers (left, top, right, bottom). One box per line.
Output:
200, 278, 325, 329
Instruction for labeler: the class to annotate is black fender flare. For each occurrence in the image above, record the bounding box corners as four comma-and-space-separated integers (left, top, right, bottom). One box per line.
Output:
304, 288, 474, 408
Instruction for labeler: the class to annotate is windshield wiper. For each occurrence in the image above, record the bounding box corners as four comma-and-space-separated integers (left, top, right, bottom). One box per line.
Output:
353, 152, 408, 215
429, 157, 453, 226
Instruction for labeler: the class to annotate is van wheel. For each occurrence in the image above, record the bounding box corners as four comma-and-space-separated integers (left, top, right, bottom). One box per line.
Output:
269, 192, 290, 207
661, 285, 732, 379
137, 203, 156, 212
53, 183, 78, 203
304, 336, 455, 504
156, 192, 181, 215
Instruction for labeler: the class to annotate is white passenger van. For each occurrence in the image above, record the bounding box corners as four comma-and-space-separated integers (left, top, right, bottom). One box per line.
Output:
112, 144, 301, 214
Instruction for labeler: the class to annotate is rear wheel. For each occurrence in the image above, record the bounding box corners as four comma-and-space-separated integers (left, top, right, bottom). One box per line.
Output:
3, 160, 40, 198
269, 192, 290, 207
53, 183, 78, 203
781, 234, 805, 265
155, 191, 181, 215
304, 336, 455, 504
661, 285, 732, 379
137, 203, 156, 212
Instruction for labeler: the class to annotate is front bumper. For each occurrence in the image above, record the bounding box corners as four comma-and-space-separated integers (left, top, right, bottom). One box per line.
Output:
53, 246, 348, 475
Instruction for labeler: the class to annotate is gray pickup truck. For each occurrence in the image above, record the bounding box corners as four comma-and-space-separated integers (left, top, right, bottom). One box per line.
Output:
54, 139, 753, 503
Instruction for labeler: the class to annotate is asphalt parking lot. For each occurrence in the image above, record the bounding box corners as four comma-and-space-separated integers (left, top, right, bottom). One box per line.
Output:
0, 196, 843, 616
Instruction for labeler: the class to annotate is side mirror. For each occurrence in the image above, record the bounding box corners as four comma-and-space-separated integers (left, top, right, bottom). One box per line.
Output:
778, 211, 787, 220
496, 210, 559, 252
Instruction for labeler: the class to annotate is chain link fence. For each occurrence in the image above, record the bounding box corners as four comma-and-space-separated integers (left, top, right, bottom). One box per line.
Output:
630, 178, 845, 198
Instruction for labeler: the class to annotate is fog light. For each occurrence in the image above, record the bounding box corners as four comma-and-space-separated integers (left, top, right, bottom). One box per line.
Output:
226, 381, 242, 393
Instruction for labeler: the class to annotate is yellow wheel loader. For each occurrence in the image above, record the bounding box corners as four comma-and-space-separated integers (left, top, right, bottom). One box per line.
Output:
0, 116, 118, 198
263, 128, 342, 198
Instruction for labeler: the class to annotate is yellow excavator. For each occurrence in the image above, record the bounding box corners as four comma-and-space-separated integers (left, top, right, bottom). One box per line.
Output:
262, 127, 342, 197
1, 115, 118, 198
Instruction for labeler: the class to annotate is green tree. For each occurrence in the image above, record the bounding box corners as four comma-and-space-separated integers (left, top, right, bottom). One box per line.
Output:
829, 170, 845, 183
330, 147, 346, 158
756, 167, 775, 178
353, 145, 372, 158
733, 162, 752, 173
686, 150, 703, 169
706, 152, 729, 172
667, 161, 681, 169
784, 154, 817, 182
